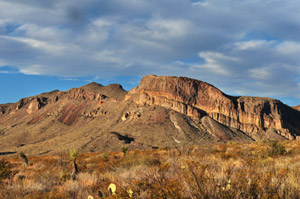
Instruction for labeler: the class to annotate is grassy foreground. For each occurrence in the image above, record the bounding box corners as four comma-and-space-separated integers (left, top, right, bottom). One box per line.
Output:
1, 141, 300, 199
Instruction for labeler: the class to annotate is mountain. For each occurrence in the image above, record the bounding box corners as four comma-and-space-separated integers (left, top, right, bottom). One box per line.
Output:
0, 75, 299, 155
293, 105, 300, 111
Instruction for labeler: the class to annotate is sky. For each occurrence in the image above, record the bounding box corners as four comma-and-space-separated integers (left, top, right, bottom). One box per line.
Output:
0, 0, 299, 106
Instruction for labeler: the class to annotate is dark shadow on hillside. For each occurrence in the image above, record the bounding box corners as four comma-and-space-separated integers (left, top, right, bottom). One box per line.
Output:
0, 151, 16, 156
111, 132, 135, 144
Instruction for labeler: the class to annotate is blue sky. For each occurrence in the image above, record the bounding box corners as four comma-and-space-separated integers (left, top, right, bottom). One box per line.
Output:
0, 0, 299, 106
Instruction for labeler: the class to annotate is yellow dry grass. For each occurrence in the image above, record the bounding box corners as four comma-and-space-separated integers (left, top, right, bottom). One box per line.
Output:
1, 140, 300, 198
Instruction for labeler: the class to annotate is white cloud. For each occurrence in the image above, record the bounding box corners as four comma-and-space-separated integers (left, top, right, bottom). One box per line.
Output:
94, 50, 132, 67
234, 40, 275, 50
3, 36, 66, 55
249, 67, 271, 80
199, 52, 239, 63
16, 24, 67, 41
276, 41, 300, 55
84, 18, 112, 43
147, 19, 191, 40
19, 64, 44, 75
195, 52, 239, 76
60, 78, 80, 81
192, 1, 210, 7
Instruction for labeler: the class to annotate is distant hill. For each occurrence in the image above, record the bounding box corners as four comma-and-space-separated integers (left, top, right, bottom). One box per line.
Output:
0, 75, 299, 155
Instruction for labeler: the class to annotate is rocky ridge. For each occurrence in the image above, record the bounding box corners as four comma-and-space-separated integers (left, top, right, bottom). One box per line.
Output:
0, 75, 299, 155
126, 75, 300, 140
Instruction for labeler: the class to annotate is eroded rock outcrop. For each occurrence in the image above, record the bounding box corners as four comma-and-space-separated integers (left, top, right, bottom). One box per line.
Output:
0, 106, 5, 114
82, 107, 107, 118
121, 111, 141, 121
11, 97, 48, 114
68, 88, 106, 101
26, 97, 46, 114
127, 75, 300, 140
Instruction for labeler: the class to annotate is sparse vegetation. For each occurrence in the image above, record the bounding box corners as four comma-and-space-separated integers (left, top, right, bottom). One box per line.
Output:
69, 149, 79, 180
102, 153, 109, 161
121, 146, 129, 156
266, 141, 287, 157
0, 160, 13, 183
0, 141, 300, 198
19, 152, 28, 167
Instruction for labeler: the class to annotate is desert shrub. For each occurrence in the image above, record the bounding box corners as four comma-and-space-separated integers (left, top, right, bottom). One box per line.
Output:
132, 163, 183, 198
266, 141, 287, 157
2, 142, 300, 198
121, 146, 129, 156
144, 157, 161, 166
0, 160, 13, 183
69, 149, 78, 161
119, 153, 161, 169
19, 152, 29, 167
102, 153, 109, 161
182, 162, 217, 198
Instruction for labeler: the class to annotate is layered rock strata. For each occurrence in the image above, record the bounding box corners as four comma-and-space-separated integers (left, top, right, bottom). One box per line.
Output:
127, 75, 300, 140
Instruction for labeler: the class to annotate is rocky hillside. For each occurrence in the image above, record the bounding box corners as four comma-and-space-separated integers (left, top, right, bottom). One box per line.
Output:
127, 75, 300, 140
0, 75, 299, 155
293, 105, 300, 111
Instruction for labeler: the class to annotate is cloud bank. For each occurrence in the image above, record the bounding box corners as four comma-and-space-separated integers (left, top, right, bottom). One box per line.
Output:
0, 0, 299, 103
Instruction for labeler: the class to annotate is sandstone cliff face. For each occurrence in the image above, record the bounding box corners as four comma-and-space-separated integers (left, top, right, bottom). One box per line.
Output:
127, 75, 300, 140
11, 97, 48, 114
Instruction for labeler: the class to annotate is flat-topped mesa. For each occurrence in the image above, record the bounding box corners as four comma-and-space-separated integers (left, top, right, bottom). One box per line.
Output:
128, 75, 234, 118
127, 75, 300, 140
